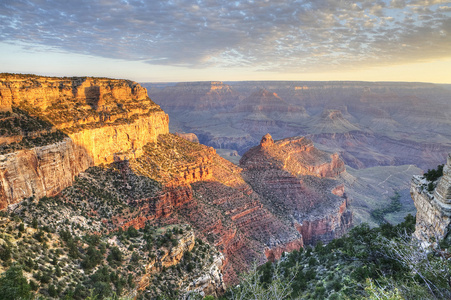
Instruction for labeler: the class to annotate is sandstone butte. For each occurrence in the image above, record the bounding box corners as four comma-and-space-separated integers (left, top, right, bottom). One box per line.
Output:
0, 74, 353, 286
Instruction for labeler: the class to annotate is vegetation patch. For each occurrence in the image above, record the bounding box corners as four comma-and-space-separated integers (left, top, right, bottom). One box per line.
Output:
222, 214, 451, 300
370, 191, 402, 224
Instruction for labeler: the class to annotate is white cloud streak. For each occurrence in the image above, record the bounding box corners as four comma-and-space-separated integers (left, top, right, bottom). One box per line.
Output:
0, 0, 450, 72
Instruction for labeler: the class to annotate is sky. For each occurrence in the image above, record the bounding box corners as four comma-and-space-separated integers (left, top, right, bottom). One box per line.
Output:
0, 0, 450, 83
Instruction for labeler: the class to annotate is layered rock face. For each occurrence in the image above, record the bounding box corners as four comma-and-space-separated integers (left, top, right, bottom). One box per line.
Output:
136, 226, 225, 298
145, 81, 241, 111
0, 74, 147, 112
147, 80, 451, 170
240, 134, 352, 245
0, 138, 91, 209
118, 133, 351, 284
412, 153, 451, 245
0, 74, 168, 207
124, 134, 302, 284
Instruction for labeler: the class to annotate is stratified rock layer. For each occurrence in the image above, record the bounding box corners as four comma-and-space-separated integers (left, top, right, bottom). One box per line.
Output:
412, 153, 451, 245
124, 134, 302, 284
240, 134, 352, 245
0, 74, 168, 207
0, 138, 91, 208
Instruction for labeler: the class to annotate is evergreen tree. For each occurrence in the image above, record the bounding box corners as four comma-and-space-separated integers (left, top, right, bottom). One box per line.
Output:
0, 265, 31, 300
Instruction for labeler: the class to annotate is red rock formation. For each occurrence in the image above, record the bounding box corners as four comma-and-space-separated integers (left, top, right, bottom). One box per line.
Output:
121, 133, 351, 284
264, 239, 304, 262
240, 134, 345, 178
121, 134, 302, 284
240, 134, 352, 246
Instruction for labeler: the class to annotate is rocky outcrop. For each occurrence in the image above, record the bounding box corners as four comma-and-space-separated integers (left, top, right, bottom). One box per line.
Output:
412, 153, 451, 245
175, 132, 199, 143
183, 253, 226, 299
240, 134, 346, 178
0, 138, 91, 208
147, 230, 196, 274
137, 227, 225, 298
137, 229, 196, 291
240, 134, 352, 246
0, 74, 169, 208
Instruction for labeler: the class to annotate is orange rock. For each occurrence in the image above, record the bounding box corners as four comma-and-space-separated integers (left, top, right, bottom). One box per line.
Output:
0, 75, 169, 208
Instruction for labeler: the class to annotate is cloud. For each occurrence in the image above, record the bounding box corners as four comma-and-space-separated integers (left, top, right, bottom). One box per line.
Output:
0, 0, 450, 73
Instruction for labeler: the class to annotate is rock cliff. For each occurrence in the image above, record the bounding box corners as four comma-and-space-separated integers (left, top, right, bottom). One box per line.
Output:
123, 134, 302, 284
412, 153, 451, 245
144, 81, 241, 111
240, 134, 352, 245
0, 138, 90, 208
0, 74, 168, 207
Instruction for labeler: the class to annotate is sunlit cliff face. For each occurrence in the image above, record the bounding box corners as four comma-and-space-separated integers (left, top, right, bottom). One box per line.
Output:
0, 75, 169, 207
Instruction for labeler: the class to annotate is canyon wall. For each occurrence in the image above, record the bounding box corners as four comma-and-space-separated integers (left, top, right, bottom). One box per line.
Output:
412, 153, 451, 245
69, 112, 168, 165
0, 138, 91, 209
146, 80, 451, 170
0, 74, 147, 111
240, 134, 352, 246
0, 74, 169, 207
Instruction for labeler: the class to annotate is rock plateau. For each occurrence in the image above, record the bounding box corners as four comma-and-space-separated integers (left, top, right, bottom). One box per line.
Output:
0, 74, 168, 208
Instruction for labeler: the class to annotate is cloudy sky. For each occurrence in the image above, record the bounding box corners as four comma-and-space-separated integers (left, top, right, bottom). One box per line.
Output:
1, 0, 450, 82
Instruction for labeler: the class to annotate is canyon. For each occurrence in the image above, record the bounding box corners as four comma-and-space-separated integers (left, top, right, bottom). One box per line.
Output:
146, 81, 451, 170
146, 81, 451, 224
0, 74, 355, 298
2, 74, 450, 299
